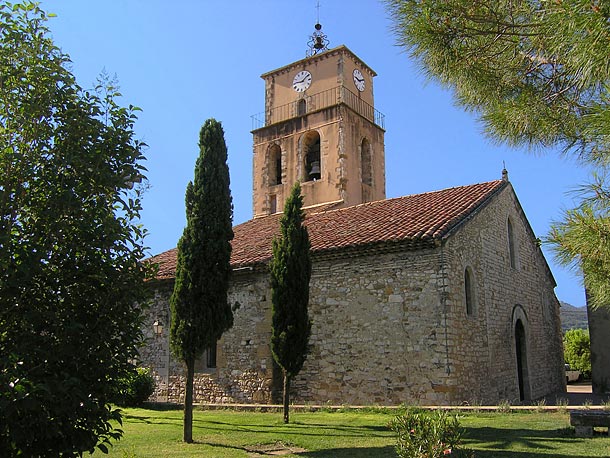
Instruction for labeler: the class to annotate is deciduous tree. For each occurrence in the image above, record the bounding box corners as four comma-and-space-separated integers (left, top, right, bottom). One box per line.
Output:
270, 183, 312, 424
564, 328, 591, 377
385, 0, 610, 308
0, 2, 150, 455
170, 118, 234, 443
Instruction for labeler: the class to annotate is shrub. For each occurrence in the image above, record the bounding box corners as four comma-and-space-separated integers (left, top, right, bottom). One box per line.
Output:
563, 328, 591, 377
113, 367, 155, 407
497, 400, 511, 413
391, 409, 473, 458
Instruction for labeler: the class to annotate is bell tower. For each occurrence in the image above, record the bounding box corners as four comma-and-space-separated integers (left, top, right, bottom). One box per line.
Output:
251, 24, 386, 216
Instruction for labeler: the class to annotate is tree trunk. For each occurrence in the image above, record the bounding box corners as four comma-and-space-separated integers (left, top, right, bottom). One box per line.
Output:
184, 358, 195, 443
283, 371, 290, 424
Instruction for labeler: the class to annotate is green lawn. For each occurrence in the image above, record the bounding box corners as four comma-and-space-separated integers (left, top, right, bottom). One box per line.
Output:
100, 407, 610, 457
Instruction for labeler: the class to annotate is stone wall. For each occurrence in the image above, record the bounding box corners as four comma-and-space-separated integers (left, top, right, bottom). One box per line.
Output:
589, 305, 610, 394
142, 248, 452, 405
140, 273, 277, 404
294, 251, 446, 405
442, 184, 564, 404
294, 250, 451, 405
140, 185, 564, 405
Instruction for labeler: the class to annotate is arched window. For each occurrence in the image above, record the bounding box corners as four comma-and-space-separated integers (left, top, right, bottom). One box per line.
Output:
297, 98, 307, 116
507, 218, 517, 269
464, 267, 476, 316
361, 138, 372, 186
268, 144, 282, 185
302, 131, 321, 182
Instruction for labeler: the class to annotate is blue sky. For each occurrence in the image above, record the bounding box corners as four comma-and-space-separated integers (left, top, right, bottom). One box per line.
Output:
47, 0, 588, 306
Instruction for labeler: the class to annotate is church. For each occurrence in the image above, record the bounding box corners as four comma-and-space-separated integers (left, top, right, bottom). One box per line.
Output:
140, 26, 565, 406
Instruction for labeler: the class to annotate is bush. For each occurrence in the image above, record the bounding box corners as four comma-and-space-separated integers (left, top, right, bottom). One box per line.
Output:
391, 409, 473, 458
563, 328, 591, 377
113, 367, 155, 407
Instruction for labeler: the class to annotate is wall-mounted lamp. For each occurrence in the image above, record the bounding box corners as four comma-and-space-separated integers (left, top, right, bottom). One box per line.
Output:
153, 320, 163, 337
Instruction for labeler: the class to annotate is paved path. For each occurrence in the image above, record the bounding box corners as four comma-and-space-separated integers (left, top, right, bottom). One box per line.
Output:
545, 382, 610, 406
567, 382, 595, 394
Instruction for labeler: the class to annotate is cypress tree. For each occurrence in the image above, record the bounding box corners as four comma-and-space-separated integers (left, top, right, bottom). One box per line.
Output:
170, 118, 234, 443
270, 182, 312, 424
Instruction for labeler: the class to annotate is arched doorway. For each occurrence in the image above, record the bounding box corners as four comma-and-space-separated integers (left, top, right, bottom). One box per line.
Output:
515, 318, 530, 402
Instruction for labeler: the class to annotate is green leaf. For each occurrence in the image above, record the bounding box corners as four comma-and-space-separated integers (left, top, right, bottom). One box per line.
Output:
0, 2, 150, 455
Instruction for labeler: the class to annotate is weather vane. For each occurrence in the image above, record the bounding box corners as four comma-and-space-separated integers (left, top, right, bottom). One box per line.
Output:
306, 1, 329, 57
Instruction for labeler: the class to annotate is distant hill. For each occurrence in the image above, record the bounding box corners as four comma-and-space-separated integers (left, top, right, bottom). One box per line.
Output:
559, 301, 588, 332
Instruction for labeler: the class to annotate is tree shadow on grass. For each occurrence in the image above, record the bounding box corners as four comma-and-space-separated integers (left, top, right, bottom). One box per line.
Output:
301, 422, 390, 433
196, 443, 396, 458
464, 426, 606, 458
466, 426, 567, 450
472, 451, 601, 458
122, 413, 182, 426
142, 401, 183, 411
198, 419, 392, 439
122, 415, 156, 425
296, 445, 396, 457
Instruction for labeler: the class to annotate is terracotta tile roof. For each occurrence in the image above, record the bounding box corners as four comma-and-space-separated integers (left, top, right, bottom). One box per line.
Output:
150, 180, 506, 280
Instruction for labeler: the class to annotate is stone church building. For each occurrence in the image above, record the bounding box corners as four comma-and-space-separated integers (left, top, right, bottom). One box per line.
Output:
141, 38, 565, 405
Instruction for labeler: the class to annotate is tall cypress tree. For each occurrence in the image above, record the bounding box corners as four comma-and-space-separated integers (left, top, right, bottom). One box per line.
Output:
270, 182, 312, 424
170, 118, 233, 443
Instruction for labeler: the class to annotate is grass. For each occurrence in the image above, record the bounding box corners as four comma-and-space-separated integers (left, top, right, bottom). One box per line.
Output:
459, 412, 609, 457
99, 406, 610, 457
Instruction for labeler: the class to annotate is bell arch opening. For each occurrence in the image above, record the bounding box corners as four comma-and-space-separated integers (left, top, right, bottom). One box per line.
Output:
268, 144, 282, 186
302, 130, 321, 182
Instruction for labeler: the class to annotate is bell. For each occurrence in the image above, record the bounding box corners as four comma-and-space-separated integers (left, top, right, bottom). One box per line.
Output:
309, 161, 321, 180
314, 36, 324, 50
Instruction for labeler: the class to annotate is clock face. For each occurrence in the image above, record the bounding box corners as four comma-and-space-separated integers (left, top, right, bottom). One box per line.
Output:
353, 69, 365, 92
292, 70, 312, 92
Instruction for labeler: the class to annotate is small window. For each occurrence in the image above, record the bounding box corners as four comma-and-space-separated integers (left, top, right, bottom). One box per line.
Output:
268, 144, 282, 185
275, 157, 282, 185
361, 138, 372, 186
302, 131, 321, 182
464, 267, 476, 316
270, 195, 277, 214
507, 218, 517, 269
297, 98, 307, 116
194, 343, 217, 372
206, 344, 217, 368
